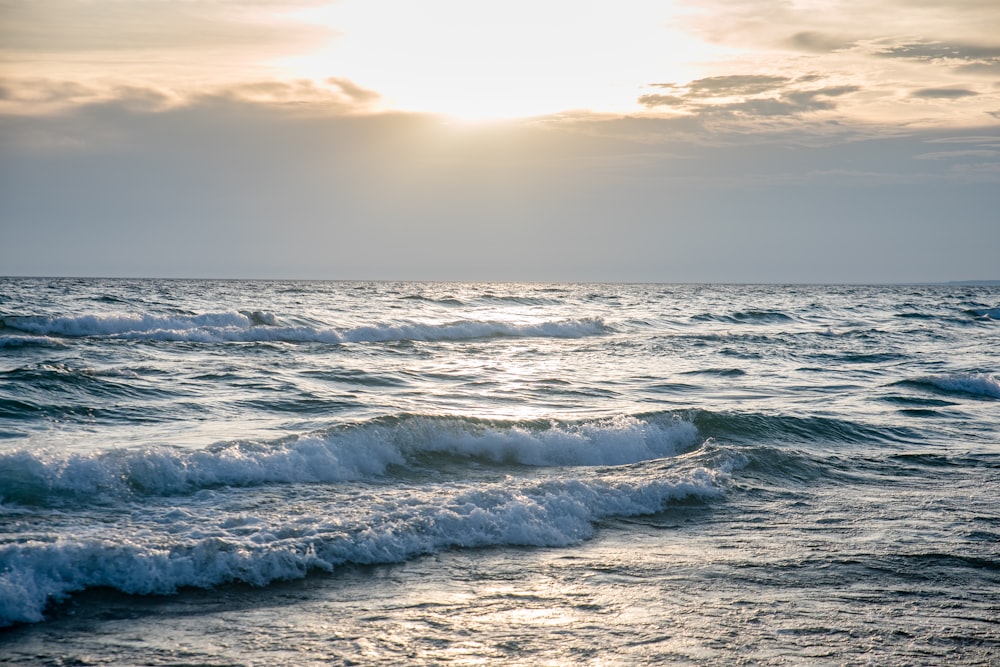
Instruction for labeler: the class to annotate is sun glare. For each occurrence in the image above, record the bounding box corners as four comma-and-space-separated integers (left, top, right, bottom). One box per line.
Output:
280, 0, 713, 120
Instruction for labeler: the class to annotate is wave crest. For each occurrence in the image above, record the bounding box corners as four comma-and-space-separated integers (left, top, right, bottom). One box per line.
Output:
906, 373, 1000, 399
966, 307, 1000, 320
2, 313, 607, 344
0, 414, 700, 505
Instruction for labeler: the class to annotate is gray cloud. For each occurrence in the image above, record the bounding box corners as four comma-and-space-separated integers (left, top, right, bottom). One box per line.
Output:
794, 74, 826, 85
701, 86, 860, 118
912, 88, 979, 99
785, 31, 854, 53
640, 75, 859, 120
0, 79, 97, 104
687, 75, 791, 97
636, 94, 686, 107
876, 40, 1000, 63
956, 62, 1000, 76
646, 75, 791, 99
2, 95, 998, 282
708, 98, 802, 117
0, 76, 380, 118
924, 135, 1000, 145
786, 86, 859, 103
914, 149, 1000, 160
198, 78, 380, 109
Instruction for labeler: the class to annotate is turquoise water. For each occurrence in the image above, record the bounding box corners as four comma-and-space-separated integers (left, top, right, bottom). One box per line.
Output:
1, 279, 998, 664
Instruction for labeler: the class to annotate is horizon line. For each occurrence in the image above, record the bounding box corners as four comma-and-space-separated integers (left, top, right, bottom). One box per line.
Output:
3, 275, 999, 286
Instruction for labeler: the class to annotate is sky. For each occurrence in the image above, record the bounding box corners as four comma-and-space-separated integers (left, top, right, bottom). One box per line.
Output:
1, 0, 998, 283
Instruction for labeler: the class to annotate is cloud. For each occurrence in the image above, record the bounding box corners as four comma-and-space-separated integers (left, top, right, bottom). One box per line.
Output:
639, 75, 859, 121
2, 94, 998, 282
913, 149, 1000, 160
955, 62, 1000, 76
914, 136, 1000, 167
924, 135, 1000, 146
636, 94, 686, 108
326, 78, 381, 105
911, 142, 1000, 182
785, 31, 854, 53
197, 78, 380, 109
704, 86, 860, 118
911, 88, 979, 99
685, 75, 791, 97
874, 40, 1000, 74
0, 77, 380, 118
0, 0, 329, 53
0, 79, 98, 105
876, 41, 1000, 62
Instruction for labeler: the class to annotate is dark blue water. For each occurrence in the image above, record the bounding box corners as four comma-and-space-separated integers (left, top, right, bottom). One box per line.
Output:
1, 279, 998, 665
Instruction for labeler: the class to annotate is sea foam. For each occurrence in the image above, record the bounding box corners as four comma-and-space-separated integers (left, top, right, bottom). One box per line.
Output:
0, 414, 700, 504
2, 312, 607, 344
0, 451, 720, 626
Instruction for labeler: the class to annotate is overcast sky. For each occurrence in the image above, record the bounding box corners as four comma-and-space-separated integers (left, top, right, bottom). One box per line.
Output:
1, 0, 998, 282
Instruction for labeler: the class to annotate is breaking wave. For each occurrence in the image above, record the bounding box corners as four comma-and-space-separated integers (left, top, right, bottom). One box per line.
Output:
0, 335, 65, 348
966, 307, 1000, 320
0, 467, 723, 627
899, 373, 1000, 400
0, 414, 700, 505
2, 312, 608, 344
0, 411, 720, 627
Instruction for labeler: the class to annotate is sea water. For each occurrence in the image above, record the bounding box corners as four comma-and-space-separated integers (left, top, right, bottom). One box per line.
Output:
0, 279, 997, 665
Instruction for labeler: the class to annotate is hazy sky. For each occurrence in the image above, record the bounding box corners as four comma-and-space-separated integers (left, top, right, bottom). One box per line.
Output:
1, 0, 998, 282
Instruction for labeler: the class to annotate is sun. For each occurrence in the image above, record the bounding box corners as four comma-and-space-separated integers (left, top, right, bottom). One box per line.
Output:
278, 0, 714, 121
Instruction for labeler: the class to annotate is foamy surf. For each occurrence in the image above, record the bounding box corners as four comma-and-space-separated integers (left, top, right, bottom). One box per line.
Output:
0, 458, 723, 626
0, 413, 700, 505
3, 312, 608, 344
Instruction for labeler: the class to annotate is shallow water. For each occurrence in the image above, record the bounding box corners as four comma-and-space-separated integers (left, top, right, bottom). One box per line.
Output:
1, 280, 998, 664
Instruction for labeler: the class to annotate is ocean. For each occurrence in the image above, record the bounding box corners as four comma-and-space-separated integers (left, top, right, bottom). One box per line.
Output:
1, 278, 997, 665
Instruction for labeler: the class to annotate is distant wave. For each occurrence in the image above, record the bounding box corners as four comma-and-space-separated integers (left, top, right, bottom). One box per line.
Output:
0, 413, 700, 505
690, 409, 920, 445
966, 307, 1000, 320
400, 294, 466, 306
899, 373, 1000, 400
478, 293, 566, 306
396, 291, 565, 307
2, 312, 608, 344
0, 334, 65, 349
0, 334, 65, 348
680, 367, 747, 377
690, 310, 794, 324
